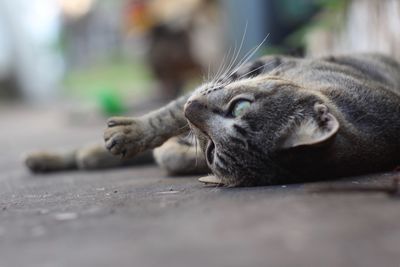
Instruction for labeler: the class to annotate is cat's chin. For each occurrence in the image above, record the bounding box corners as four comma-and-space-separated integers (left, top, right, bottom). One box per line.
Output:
198, 175, 225, 186
199, 174, 256, 187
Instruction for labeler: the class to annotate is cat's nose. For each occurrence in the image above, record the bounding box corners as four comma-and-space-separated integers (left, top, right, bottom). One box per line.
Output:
185, 99, 203, 118
184, 98, 208, 123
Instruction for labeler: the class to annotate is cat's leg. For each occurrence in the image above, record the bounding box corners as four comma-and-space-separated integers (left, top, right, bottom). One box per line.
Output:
104, 94, 190, 158
26, 93, 189, 173
25, 143, 153, 173
153, 136, 209, 175
75, 143, 153, 169
25, 149, 78, 173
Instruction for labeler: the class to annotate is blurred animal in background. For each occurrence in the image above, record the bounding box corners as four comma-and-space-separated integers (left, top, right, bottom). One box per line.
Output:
124, 0, 223, 100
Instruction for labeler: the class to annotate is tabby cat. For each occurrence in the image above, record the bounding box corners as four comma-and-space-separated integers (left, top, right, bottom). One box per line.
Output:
26, 53, 400, 186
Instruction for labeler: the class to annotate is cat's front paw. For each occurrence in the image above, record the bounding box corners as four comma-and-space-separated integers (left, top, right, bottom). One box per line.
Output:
104, 117, 147, 158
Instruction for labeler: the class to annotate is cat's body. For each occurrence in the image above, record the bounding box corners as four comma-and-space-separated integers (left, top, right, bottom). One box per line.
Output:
26, 53, 400, 186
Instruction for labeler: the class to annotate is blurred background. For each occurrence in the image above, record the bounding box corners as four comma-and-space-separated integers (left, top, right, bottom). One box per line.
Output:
0, 0, 398, 117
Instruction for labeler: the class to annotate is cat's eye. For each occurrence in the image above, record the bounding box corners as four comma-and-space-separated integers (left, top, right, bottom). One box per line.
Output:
231, 100, 252, 117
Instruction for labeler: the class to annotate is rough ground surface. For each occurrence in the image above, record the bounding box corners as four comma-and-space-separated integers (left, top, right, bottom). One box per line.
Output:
0, 103, 399, 267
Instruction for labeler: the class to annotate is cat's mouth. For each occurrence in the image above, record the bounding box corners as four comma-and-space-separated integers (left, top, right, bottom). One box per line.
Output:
206, 139, 215, 166
188, 120, 216, 166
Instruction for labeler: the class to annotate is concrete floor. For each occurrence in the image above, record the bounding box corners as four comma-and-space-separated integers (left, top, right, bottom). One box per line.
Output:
1, 103, 400, 267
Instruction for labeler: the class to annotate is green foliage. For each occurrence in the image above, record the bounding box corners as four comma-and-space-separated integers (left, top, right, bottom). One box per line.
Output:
97, 87, 126, 115
63, 60, 152, 99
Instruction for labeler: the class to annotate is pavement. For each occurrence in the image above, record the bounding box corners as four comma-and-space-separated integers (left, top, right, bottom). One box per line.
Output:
1, 102, 400, 267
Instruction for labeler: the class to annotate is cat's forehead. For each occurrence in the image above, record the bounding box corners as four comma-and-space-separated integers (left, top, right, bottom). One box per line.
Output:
193, 77, 260, 96
192, 75, 289, 102
193, 82, 224, 96
225, 75, 292, 89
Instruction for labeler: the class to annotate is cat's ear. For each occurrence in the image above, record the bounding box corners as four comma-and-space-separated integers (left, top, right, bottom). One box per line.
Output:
281, 103, 339, 149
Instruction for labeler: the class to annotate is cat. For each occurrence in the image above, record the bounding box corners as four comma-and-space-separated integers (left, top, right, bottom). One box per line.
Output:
26, 53, 400, 186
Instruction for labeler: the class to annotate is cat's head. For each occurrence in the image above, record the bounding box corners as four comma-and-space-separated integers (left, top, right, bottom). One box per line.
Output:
184, 75, 340, 186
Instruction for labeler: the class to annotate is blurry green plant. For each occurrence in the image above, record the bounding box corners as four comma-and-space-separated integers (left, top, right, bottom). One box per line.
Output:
63, 59, 153, 115
63, 59, 152, 99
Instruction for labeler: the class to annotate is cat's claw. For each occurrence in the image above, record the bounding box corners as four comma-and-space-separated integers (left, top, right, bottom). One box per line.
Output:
104, 117, 146, 158
107, 117, 134, 127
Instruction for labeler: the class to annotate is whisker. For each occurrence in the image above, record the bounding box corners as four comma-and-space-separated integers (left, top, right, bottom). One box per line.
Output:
195, 135, 199, 167
183, 128, 193, 140
217, 22, 248, 82
206, 45, 235, 104
235, 60, 276, 80
211, 176, 222, 192
188, 125, 200, 167
177, 123, 190, 132
207, 60, 212, 83
218, 39, 238, 83
210, 46, 232, 84
227, 33, 270, 80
